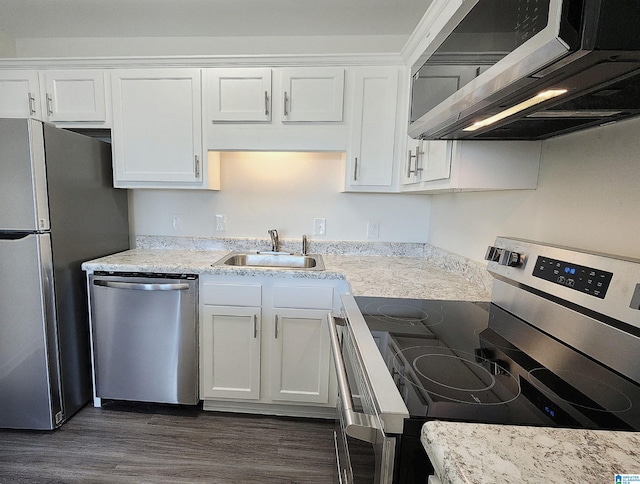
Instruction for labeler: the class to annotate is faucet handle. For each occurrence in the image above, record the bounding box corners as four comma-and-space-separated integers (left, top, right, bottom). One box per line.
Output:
268, 229, 279, 252
302, 234, 308, 255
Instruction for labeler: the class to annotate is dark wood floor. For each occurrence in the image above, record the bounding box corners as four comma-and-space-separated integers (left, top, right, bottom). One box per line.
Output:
0, 401, 337, 483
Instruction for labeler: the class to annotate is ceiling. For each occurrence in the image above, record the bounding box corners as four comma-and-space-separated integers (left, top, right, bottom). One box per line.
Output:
0, 0, 430, 39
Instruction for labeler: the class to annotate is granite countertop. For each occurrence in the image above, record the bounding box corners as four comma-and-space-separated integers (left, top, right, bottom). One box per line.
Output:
421, 421, 640, 483
81, 249, 491, 300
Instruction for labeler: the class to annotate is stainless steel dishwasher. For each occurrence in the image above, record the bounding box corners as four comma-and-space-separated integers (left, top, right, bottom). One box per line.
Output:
89, 272, 198, 405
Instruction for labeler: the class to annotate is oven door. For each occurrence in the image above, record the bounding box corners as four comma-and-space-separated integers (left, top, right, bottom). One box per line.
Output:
328, 314, 398, 484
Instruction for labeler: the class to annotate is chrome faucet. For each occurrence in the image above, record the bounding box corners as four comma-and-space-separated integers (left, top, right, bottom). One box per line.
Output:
302, 234, 308, 255
268, 229, 279, 252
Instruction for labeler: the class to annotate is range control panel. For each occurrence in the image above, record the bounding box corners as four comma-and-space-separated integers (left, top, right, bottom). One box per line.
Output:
532, 256, 613, 299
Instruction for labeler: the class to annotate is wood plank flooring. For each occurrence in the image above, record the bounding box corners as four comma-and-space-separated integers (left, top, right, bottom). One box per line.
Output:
0, 401, 337, 483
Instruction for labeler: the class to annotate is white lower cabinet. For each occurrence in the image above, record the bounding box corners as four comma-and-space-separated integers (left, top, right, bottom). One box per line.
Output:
199, 274, 345, 417
270, 309, 330, 404
200, 305, 261, 400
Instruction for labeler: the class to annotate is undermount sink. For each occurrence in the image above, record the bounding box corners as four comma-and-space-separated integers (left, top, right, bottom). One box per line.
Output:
214, 252, 325, 271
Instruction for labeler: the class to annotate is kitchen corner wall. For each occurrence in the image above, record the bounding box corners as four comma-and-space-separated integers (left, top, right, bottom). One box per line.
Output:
428, 117, 640, 263
130, 151, 431, 243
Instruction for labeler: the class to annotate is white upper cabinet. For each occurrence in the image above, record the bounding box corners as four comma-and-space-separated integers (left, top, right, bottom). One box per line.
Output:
41, 70, 107, 123
402, 138, 452, 185
280, 68, 344, 122
206, 67, 344, 124
208, 68, 272, 122
111, 68, 218, 190
344, 66, 400, 192
400, 140, 542, 193
0, 70, 40, 118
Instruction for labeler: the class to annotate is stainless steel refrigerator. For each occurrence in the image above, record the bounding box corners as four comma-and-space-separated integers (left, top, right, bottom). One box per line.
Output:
0, 118, 129, 430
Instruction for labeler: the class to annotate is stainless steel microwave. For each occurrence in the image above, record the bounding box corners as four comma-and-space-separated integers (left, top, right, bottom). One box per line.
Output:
409, 0, 640, 140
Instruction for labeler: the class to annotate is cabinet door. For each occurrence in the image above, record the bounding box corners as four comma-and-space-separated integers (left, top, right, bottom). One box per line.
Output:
402, 137, 424, 185
402, 138, 452, 185
270, 309, 330, 404
346, 67, 399, 190
0, 71, 40, 118
423, 140, 452, 182
200, 305, 261, 400
42, 70, 106, 122
281, 68, 344, 122
111, 69, 203, 186
207, 68, 272, 122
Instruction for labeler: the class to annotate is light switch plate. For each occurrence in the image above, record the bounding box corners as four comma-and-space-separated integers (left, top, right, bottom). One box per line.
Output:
314, 218, 326, 236
215, 214, 227, 232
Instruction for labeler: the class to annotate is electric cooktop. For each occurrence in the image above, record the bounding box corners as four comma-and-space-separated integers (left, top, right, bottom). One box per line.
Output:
354, 296, 640, 431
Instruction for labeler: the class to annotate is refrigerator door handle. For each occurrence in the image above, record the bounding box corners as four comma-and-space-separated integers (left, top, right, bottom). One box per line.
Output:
93, 280, 190, 291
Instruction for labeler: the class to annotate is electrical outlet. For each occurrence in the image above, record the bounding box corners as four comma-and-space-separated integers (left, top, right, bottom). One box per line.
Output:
367, 220, 380, 240
313, 218, 326, 236
172, 214, 183, 231
215, 214, 227, 232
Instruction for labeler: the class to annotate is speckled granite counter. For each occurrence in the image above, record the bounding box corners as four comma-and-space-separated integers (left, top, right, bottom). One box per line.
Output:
81, 249, 491, 300
421, 421, 640, 483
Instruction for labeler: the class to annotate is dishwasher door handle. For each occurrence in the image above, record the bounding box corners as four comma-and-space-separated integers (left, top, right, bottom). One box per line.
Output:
93, 280, 191, 291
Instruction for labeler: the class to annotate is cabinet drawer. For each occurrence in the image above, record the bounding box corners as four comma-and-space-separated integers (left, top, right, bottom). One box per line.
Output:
201, 283, 262, 307
272, 286, 333, 310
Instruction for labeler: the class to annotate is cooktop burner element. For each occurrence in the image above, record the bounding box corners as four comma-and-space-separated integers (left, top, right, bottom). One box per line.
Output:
526, 368, 633, 414
392, 344, 522, 406
361, 301, 436, 327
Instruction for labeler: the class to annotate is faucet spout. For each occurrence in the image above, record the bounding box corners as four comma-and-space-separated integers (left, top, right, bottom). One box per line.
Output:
268, 229, 279, 252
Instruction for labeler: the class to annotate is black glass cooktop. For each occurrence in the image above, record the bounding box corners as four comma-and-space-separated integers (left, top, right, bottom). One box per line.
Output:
354, 296, 640, 431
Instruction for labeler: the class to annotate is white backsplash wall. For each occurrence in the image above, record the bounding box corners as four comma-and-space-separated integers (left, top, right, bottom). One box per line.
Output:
428, 117, 640, 262
130, 151, 431, 243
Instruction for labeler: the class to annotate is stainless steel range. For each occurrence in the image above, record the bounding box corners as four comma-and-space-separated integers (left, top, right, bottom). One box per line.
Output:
329, 237, 640, 483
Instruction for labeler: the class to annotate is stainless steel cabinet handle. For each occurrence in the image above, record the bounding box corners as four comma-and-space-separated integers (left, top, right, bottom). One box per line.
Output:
327, 313, 379, 443
28, 92, 36, 115
407, 146, 424, 177
46, 93, 54, 116
407, 149, 415, 178
283, 91, 289, 116
274, 315, 279, 339
264, 90, 270, 116
93, 280, 190, 291
194, 155, 200, 178
253, 314, 258, 339
353, 157, 358, 181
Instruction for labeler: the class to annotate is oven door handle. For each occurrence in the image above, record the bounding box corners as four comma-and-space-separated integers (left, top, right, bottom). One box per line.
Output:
327, 313, 380, 444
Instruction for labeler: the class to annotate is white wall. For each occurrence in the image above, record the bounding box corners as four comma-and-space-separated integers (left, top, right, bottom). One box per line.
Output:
130, 151, 431, 243
15, 35, 408, 58
428, 117, 640, 262
0, 28, 16, 58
